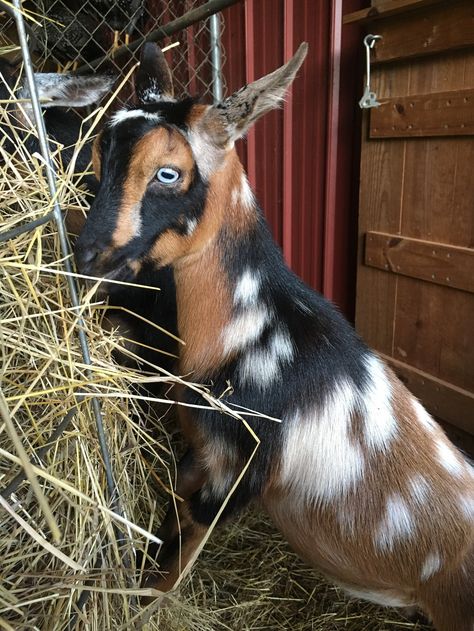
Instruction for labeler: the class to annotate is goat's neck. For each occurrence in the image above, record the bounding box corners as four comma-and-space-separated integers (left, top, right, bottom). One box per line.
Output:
173, 151, 264, 378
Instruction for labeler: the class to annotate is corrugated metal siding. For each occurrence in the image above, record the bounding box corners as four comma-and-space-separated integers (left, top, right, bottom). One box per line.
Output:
221, 0, 368, 319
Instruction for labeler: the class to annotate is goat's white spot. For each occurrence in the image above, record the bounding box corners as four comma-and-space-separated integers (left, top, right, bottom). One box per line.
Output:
408, 474, 431, 506
201, 439, 237, 499
140, 78, 175, 104
240, 174, 255, 209
230, 175, 255, 210
186, 218, 197, 235
231, 186, 240, 207
343, 585, 412, 608
110, 108, 163, 126
280, 382, 365, 504
187, 115, 221, 180
459, 494, 474, 521
294, 297, 313, 315
436, 439, 463, 476
234, 269, 260, 307
360, 355, 397, 451
376, 493, 415, 551
421, 551, 442, 581
413, 398, 437, 433
238, 327, 294, 388
222, 305, 269, 355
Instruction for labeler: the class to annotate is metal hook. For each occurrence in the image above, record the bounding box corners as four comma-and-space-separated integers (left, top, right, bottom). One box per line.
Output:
363, 34, 382, 49
359, 34, 383, 109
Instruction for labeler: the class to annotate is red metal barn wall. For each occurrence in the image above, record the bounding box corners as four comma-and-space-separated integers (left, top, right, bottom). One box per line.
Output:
221, 0, 368, 319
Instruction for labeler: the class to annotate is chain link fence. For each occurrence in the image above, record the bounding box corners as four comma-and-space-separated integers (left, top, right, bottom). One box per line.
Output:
0, 0, 227, 102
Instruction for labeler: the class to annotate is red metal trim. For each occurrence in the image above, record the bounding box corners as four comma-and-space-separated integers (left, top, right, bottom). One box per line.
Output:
244, 0, 257, 188
323, 0, 343, 302
282, 0, 294, 267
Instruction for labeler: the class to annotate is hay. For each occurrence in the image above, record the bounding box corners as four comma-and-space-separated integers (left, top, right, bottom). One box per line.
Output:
0, 71, 433, 631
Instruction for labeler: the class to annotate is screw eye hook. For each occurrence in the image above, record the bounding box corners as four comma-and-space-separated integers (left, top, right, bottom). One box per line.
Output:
364, 34, 382, 49
359, 34, 383, 109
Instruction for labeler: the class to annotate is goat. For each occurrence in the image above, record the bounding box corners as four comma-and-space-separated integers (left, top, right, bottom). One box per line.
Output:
0, 59, 178, 375
73, 43, 474, 631
0, 58, 113, 194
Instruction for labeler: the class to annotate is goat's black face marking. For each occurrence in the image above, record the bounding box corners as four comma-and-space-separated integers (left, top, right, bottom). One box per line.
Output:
74, 99, 208, 279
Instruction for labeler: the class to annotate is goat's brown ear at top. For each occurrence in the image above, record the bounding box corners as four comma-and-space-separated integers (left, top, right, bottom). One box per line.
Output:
199, 42, 308, 148
136, 42, 174, 104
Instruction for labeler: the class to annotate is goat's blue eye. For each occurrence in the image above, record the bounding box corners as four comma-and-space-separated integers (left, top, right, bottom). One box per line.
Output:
156, 167, 180, 184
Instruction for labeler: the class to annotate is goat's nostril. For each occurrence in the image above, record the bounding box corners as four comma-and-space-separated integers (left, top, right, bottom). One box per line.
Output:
82, 249, 98, 264
75, 246, 99, 272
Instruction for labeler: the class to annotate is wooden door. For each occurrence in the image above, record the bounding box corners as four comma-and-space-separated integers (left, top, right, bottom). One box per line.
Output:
346, 0, 474, 440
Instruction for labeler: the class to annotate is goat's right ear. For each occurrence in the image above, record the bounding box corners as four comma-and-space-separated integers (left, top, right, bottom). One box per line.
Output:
198, 43, 308, 148
30, 73, 115, 108
135, 43, 174, 103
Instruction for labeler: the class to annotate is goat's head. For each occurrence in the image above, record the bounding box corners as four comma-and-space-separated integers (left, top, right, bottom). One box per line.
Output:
74, 42, 307, 281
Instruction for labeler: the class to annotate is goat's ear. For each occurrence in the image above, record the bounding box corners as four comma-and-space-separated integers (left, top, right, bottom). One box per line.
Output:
30, 73, 115, 108
199, 43, 308, 148
135, 43, 174, 103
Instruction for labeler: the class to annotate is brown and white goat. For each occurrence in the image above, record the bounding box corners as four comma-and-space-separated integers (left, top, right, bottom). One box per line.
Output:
74, 43, 474, 630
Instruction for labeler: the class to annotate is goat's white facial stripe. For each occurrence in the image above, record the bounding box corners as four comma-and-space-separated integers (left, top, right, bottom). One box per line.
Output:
238, 327, 294, 388
280, 382, 365, 504
436, 438, 463, 477
421, 551, 442, 581
360, 355, 397, 451
129, 202, 142, 238
110, 109, 163, 126
376, 494, 415, 551
234, 269, 260, 307
222, 305, 269, 355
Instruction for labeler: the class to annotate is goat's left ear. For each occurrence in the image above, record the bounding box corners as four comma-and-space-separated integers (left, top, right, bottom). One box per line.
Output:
135, 43, 174, 103
29, 73, 115, 108
199, 42, 308, 148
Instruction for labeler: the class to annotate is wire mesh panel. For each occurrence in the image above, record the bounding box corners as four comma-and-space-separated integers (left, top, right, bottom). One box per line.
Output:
0, 0, 227, 101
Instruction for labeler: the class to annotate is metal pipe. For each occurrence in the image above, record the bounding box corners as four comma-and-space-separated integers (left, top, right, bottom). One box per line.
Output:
210, 13, 223, 103
0, 211, 54, 243
11, 0, 119, 512
76, 0, 241, 73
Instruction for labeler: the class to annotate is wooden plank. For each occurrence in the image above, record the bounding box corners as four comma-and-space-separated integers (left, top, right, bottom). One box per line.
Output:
365, 1, 474, 64
381, 353, 474, 434
365, 231, 474, 293
343, 0, 445, 24
400, 50, 474, 249
392, 277, 474, 392
370, 88, 474, 138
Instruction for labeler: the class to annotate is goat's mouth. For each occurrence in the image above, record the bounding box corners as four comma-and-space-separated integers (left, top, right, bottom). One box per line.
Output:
78, 258, 140, 290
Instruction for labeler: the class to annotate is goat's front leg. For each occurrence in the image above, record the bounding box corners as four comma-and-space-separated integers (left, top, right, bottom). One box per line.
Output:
143, 449, 209, 594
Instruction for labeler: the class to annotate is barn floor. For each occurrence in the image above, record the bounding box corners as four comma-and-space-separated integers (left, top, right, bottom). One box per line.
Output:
155, 508, 433, 631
